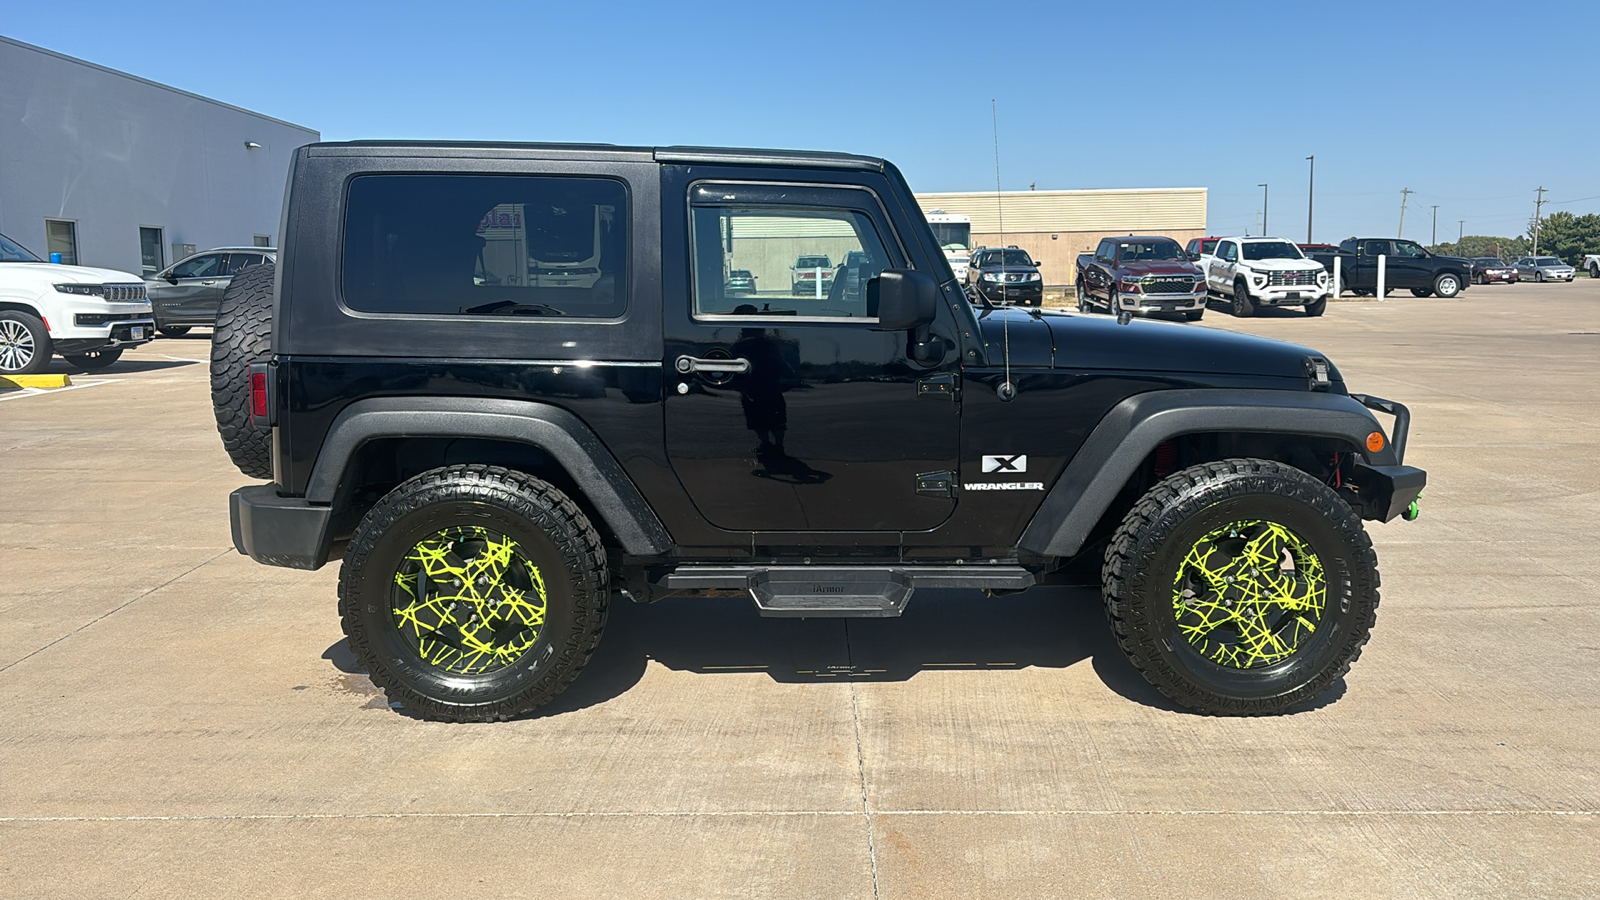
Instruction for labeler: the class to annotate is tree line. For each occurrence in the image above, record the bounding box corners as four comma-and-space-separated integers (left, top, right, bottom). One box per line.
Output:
1431, 212, 1599, 264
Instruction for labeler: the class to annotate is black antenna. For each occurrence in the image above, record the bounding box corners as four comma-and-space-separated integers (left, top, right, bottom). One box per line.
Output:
993, 99, 1015, 402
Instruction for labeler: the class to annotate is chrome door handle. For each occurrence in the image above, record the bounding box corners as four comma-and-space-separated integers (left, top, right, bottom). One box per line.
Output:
675, 355, 750, 375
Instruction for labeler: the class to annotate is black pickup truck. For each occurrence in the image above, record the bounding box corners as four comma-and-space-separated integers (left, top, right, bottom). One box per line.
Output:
1310, 238, 1473, 299
211, 141, 1425, 722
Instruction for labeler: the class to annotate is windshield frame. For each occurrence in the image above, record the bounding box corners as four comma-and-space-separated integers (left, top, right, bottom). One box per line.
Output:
0, 232, 43, 263
1241, 240, 1306, 261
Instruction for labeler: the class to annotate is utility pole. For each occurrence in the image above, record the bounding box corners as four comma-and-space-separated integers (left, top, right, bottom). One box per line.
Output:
1431, 205, 1438, 247
1258, 183, 1269, 235
1533, 186, 1547, 255
1398, 188, 1413, 238
1459, 220, 1464, 243
1306, 156, 1315, 244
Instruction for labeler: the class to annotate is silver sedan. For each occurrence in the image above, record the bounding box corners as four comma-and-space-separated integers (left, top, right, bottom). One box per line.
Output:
1513, 256, 1576, 282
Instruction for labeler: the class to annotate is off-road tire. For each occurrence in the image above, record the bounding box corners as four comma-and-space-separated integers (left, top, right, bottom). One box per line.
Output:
1432, 273, 1462, 298
0, 310, 53, 375
1231, 280, 1255, 317
159, 325, 192, 338
1303, 297, 1327, 317
62, 348, 123, 370
338, 465, 608, 722
1102, 458, 1379, 716
209, 263, 275, 479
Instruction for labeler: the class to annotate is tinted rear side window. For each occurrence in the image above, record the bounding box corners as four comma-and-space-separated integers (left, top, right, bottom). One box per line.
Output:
341, 174, 628, 319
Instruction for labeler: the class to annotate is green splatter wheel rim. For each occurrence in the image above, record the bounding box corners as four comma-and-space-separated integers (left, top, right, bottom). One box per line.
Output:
1172, 519, 1327, 669
390, 525, 548, 675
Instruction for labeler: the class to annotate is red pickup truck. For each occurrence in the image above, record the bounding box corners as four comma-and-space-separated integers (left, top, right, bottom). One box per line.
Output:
1076, 235, 1208, 320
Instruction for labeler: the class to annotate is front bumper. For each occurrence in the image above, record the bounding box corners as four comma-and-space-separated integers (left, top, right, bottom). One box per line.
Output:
47, 300, 155, 340
976, 280, 1044, 303
231, 484, 333, 570
1249, 283, 1331, 305
1118, 290, 1206, 312
52, 319, 156, 354
1480, 271, 1518, 283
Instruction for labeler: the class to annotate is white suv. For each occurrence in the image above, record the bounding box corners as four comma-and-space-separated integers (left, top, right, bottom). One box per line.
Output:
1205, 237, 1332, 318
0, 231, 154, 375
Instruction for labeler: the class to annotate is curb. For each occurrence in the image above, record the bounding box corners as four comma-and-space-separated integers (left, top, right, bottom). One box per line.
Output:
0, 374, 73, 390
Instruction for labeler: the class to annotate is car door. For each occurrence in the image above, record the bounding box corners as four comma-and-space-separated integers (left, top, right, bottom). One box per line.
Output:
1390, 240, 1431, 288
1358, 240, 1390, 289
1090, 240, 1116, 297
1212, 240, 1237, 291
661, 171, 960, 533
154, 253, 226, 322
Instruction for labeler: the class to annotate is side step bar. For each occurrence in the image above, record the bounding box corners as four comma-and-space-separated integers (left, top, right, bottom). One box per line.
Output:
652, 565, 1035, 618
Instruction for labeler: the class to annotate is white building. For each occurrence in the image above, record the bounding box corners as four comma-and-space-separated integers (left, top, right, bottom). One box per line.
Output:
0, 35, 318, 276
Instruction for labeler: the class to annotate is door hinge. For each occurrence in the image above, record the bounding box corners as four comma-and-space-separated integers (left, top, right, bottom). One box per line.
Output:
915, 470, 957, 499
916, 372, 958, 400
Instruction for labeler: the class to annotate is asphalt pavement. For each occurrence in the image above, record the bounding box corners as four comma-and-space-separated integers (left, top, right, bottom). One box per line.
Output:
1, 279, 1596, 898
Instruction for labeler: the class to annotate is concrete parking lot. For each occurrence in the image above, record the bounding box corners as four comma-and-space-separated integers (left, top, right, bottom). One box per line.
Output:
2, 280, 1597, 898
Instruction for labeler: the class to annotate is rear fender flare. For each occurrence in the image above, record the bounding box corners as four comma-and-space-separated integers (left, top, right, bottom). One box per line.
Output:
308, 396, 674, 556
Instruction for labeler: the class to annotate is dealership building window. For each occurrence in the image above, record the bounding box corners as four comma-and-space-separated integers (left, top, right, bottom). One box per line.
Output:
46, 219, 78, 265
140, 227, 165, 275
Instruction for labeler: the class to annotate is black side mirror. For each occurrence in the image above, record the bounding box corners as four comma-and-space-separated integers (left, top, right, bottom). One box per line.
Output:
871, 270, 944, 366
872, 269, 937, 330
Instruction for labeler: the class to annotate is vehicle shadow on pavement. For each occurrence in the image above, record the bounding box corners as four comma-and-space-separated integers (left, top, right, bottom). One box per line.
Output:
46, 359, 200, 375
534, 586, 1194, 718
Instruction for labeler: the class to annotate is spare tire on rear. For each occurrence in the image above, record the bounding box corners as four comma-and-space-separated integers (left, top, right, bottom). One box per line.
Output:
210, 263, 276, 480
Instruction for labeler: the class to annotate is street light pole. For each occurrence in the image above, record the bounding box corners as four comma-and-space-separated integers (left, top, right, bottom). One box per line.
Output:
1258, 183, 1269, 236
1431, 205, 1438, 248
1459, 220, 1464, 243
1305, 156, 1315, 244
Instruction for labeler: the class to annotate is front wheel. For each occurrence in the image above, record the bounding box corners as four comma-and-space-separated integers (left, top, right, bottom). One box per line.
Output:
1102, 459, 1380, 715
338, 465, 608, 722
1410, 288, 1432, 298
1303, 297, 1327, 317
1433, 273, 1462, 298
1589, 264, 1599, 279
0, 310, 53, 376
1536, 271, 1545, 283
159, 325, 192, 338
62, 348, 123, 371
1183, 310, 1204, 321
1231, 281, 1255, 317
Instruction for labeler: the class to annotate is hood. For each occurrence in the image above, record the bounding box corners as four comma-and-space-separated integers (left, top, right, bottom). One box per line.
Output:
1241, 258, 1322, 272
2, 262, 144, 283
980, 265, 1040, 275
973, 308, 1332, 380
1117, 260, 1202, 278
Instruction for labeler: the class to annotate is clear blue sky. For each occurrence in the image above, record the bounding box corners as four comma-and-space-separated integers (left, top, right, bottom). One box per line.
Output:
7, 0, 1598, 244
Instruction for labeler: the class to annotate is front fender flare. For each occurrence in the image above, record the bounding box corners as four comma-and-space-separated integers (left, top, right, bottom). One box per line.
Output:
308, 396, 674, 556
1018, 389, 1399, 558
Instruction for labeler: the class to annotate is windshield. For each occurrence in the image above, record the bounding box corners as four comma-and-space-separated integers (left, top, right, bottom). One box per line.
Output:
1475, 258, 1505, 266
1117, 240, 1185, 262
1200, 239, 1219, 254
796, 256, 831, 268
0, 232, 42, 263
929, 221, 972, 252
1535, 257, 1562, 266
1242, 241, 1304, 261
992, 249, 1034, 266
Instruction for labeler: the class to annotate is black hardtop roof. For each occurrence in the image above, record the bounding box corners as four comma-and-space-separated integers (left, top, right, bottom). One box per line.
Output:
1114, 235, 1182, 243
304, 140, 886, 171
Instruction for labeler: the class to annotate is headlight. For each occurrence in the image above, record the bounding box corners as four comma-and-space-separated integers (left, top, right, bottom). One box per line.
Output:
1026, 273, 1041, 282
1318, 271, 1329, 283
1118, 280, 1141, 291
54, 283, 103, 295
1253, 275, 1267, 285
981, 272, 999, 281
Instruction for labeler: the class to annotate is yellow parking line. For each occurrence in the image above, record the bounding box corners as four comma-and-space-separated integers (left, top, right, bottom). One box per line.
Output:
0, 374, 72, 390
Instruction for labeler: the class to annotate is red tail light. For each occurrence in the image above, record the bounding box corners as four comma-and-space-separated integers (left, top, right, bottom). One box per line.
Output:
250, 369, 268, 419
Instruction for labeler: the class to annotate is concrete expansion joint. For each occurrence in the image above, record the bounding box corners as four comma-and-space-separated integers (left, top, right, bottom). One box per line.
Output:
844, 620, 883, 900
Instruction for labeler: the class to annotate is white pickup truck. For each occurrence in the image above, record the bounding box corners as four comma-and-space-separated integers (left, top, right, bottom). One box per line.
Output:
1584, 254, 1600, 279
1203, 236, 1333, 318
0, 231, 154, 375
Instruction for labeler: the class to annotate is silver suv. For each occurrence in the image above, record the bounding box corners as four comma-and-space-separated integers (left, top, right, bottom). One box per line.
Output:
146, 247, 275, 336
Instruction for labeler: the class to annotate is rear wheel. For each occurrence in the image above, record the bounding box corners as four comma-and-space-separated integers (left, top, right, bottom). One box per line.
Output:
62, 348, 123, 371
1231, 280, 1255, 317
159, 325, 192, 338
0, 310, 52, 376
1102, 459, 1379, 715
1076, 282, 1093, 313
1433, 273, 1462, 298
338, 465, 608, 722
1410, 288, 1432, 298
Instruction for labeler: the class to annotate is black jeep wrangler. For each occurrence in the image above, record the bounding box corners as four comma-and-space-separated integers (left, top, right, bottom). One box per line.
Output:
212, 141, 1425, 722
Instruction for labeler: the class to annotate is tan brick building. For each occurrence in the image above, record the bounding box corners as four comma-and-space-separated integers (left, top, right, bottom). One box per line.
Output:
914, 188, 1207, 287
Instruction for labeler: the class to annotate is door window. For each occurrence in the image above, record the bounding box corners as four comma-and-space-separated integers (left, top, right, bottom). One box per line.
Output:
45, 219, 77, 265
690, 204, 892, 320
1361, 241, 1389, 258
172, 254, 224, 278
1394, 241, 1428, 258
139, 227, 164, 276
1096, 240, 1114, 263
1219, 241, 1237, 262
